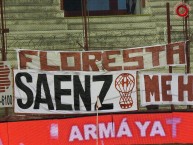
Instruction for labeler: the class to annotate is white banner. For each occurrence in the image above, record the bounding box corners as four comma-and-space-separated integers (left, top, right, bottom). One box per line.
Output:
0, 61, 13, 107
14, 70, 137, 114
140, 73, 193, 106
16, 41, 186, 71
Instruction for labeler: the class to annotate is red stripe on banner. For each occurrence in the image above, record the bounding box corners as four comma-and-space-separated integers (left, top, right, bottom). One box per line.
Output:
0, 77, 10, 81
0, 86, 6, 89
0, 86, 9, 89
0, 74, 10, 77
0, 65, 9, 69
0, 64, 8, 68
0, 89, 6, 92
0, 72, 10, 76
0, 82, 10, 87
0, 80, 10, 83
0, 68, 10, 72
0, 87, 5, 89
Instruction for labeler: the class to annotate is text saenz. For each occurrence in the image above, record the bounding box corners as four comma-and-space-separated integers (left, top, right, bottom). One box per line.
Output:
15, 72, 114, 110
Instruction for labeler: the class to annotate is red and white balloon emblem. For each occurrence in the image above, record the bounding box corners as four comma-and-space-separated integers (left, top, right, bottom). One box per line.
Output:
115, 73, 135, 109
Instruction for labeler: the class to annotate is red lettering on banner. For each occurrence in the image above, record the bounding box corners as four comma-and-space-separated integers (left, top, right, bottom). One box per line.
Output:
162, 75, 172, 101
103, 50, 122, 71
166, 42, 185, 65
178, 76, 193, 101
40, 51, 60, 71
17, 42, 186, 71
60, 52, 81, 71
82, 52, 102, 71
144, 75, 160, 102
123, 48, 144, 70
141, 73, 193, 105
19, 50, 38, 69
146, 46, 165, 67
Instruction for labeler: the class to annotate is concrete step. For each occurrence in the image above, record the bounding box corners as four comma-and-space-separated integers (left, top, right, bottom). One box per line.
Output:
89, 28, 156, 36
7, 33, 156, 47
7, 29, 82, 36
5, 0, 59, 6
7, 31, 83, 45
88, 35, 158, 48
153, 15, 190, 21
7, 32, 83, 50
5, 11, 64, 19
7, 41, 83, 51
5, 15, 152, 28
148, 0, 188, 7
7, 42, 83, 51
66, 15, 153, 24
151, 7, 193, 15
155, 21, 193, 27
7, 42, 83, 52
156, 32, 186, 42
6, 32, 158, 52
5, 5, 61, 13
7, 23, 67, 31
68, 22, 156, 30
171, 24, 193, 31
7, 28, 156, 38
6, 18, 67, 25
149, 33, 186, 43
6, 27, 156, 53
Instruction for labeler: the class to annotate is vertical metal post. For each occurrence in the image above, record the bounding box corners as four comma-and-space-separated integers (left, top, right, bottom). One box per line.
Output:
0, 0, 9, 116
82, 0, 88, 51
166, 2, 175, 111
60, 0, 64, 10
0, 0, 6, 61
142, 0, 145, 8
185, 16, 190, 73
184, 12, 191, 109
166, 3, 171, 62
